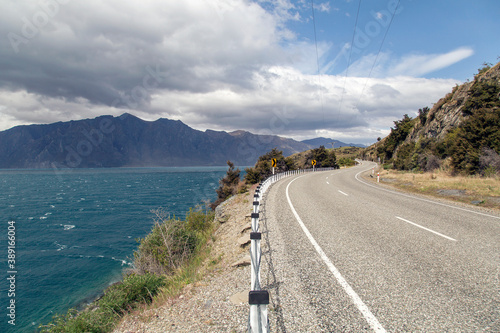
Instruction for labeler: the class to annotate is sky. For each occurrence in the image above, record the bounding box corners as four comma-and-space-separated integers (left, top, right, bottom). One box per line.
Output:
0, 0, 499, 145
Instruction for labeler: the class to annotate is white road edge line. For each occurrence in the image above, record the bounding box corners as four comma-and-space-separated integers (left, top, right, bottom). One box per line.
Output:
286, 176, 386, 333
338, 190, 349, 196
355, 165, 500, 221
395, 216, 457, 241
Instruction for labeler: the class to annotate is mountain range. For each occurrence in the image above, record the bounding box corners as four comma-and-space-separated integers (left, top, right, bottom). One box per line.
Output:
301, 137, 366, 149
0, 113, 359, 169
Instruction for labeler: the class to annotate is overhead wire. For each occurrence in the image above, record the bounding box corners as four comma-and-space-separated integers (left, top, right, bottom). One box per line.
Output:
355, 0, 401, 110
310, 0, 325, 122
337, 0, 362, 117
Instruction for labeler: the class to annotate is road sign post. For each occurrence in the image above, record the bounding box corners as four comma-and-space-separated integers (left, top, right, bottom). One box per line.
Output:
312, 159, 317, 171
271, 158, 277, 175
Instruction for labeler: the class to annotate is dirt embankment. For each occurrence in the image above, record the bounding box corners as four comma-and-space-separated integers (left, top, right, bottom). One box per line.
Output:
364, 167, 500, 211
113, 187, 258, 333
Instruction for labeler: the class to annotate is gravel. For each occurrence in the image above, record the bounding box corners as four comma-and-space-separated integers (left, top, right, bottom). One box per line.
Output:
113, 190, 257, 333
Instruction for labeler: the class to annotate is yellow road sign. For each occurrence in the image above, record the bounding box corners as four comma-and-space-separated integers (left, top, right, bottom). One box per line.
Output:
271, 158, 277, 167
312, 160, 317, 166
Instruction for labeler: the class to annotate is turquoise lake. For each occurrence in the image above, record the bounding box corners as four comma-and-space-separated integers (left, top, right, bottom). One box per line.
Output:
0, 167, 230, 332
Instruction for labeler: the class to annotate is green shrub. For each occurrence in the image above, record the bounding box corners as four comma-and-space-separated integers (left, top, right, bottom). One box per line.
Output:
211, 161, 241, 209
41, 204, 216, 332
244, 148, 296, 184
305, 145, 338, 168
39, 273, 166, 333
134, 206, 214, 275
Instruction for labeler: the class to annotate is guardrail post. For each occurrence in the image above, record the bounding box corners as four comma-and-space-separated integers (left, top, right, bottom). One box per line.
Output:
249, 290, 269, 333
250, 232, 261, 290
251, 212, 259, 233
253, 200, 259, 214
251, 167, 343, 332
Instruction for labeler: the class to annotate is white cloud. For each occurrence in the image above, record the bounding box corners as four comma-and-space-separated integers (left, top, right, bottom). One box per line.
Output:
0, 0, 467, 145
316, 2, 331, 13
389, 47, 475, 77
345, 47, 474, 79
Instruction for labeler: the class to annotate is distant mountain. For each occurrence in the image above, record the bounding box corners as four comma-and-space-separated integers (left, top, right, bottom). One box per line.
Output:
301, 137, 366, 148
0, 113, 313, 169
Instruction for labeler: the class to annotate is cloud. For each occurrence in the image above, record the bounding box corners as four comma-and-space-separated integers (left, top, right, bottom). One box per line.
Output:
0, 0, 464, 145
1, 0, 287, 105
346, 47, 474, 79
389, 47, 475, 77
315, 2, 331, 13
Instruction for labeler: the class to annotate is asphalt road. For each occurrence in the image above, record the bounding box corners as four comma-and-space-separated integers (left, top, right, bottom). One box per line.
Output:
260, 161, 500, 332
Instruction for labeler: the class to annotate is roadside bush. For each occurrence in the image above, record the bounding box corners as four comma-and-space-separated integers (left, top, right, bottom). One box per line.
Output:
244, 148, 295, 184
305, 145, 338, 168
338, 157, 355, 167
39, 273, 166, 333
134, 206, 213, 275
423, 154, 441, 172
479, 147, 500, 176
211, 160, 241, 209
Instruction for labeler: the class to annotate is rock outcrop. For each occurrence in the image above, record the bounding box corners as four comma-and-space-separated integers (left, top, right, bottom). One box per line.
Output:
407, 62, 500, 142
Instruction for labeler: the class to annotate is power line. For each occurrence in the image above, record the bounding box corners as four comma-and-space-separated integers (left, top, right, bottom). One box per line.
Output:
310, 0, 324, 121
338, 0, 362, 116
355, 0, 400, 110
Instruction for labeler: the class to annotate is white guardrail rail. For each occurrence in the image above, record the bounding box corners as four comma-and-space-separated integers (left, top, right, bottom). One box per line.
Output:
248, 167, 336, 333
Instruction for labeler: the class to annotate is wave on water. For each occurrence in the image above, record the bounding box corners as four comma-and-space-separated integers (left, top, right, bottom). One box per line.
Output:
111, 257, 133, 266
1, 166, 225, 331
68, 254, 133, 267
53, 241, 67, 251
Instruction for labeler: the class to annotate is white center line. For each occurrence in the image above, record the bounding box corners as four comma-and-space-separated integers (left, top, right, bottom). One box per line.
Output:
287, 176, 386, 332
395, 216, 457, 241
338, 190, 348, 196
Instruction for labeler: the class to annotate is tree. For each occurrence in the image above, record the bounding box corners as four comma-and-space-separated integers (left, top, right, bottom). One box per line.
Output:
210, 161, 240, 209
244, 148, 295, 184
418, 107, 430, 125
306, 145, 338, 168
378, 114, 415, 161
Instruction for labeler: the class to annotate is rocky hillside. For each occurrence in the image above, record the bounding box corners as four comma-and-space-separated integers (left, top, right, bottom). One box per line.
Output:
363, 61, 500, 175
407, 62, 500, 142
0, 113, 313, 168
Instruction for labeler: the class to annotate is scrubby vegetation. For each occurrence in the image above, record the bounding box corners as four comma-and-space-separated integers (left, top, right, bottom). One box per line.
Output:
134, 206, 215, 275
40, 273, 166, 332
244, 148, 295, 184
367, 62, 500, 176
304, 145, 338, 168
210, 160, 244, 209
243, 146, 347, 185
40, 206, 215, 333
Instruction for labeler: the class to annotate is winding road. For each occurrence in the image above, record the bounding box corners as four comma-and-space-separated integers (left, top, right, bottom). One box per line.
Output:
260, 161, 499, 332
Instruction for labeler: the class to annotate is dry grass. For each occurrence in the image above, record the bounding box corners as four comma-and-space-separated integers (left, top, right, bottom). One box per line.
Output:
373, 168, 500, 210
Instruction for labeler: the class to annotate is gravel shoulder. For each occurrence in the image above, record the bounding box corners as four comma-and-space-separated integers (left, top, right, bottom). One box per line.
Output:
113, 188, 258, 333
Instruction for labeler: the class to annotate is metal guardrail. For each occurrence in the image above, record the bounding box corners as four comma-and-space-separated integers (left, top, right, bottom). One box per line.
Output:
247, 167, 335, 333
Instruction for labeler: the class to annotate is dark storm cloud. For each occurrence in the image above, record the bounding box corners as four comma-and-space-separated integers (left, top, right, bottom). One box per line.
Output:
0, 0, 459, 145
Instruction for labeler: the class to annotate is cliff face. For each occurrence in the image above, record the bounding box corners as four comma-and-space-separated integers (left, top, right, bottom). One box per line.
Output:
407, 62, 500, 143
362, 61, 500, 173
0, 113, 313, 169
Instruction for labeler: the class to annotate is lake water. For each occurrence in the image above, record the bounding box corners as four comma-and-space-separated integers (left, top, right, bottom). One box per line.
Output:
0, 167, 229, 332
